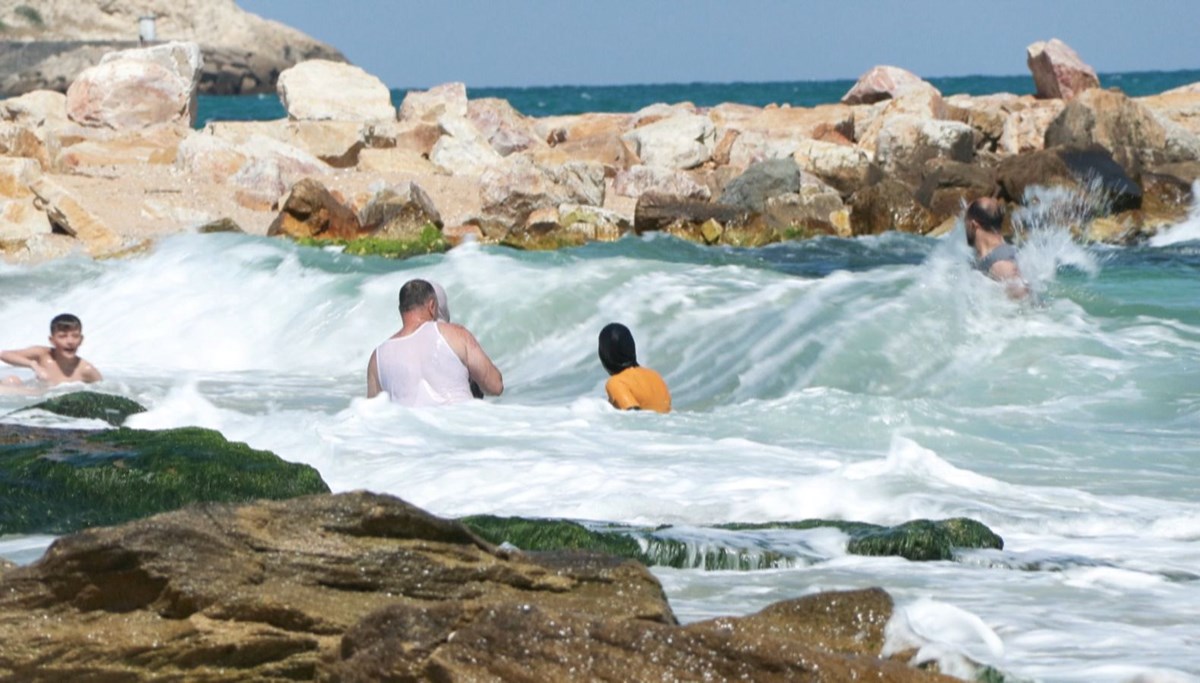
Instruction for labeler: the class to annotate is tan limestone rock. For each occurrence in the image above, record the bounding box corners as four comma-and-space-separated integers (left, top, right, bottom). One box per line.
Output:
267, 178, 362, 241
398, 82, 468, 124
621, 113, 716, 169
0, 90, 68, 128
27, 175, 121, 254
613, 165, 711, 201
358, 182, 443, 241
355, 148, 443, 176
277, 60, 394, 122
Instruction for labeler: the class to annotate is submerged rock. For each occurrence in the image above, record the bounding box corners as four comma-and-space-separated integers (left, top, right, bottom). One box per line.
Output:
462, 515, 1003, 567
0, 423, 329, 535
21, 390, 146, 426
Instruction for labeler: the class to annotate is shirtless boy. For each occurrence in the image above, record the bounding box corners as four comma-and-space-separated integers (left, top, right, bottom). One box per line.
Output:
2, 313, 103, 388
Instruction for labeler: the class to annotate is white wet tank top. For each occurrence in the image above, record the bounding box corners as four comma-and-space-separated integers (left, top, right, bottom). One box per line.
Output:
374, 322, 473, 406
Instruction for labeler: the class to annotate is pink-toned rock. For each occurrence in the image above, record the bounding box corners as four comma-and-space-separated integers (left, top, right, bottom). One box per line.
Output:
479, 157, 571, 227
854, 84, 949, 153
841, 66, 930, 105
1027, 39, 1100, 101
398, 82, 468, 123
277, 60, 394, 122
529, 134, 639, 173
612, 165, 711, 201
66, 42, 202, 130
467, 98, 543, 156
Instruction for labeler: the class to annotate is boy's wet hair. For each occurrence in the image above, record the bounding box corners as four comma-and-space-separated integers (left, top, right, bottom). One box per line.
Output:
50, 313, 82, 333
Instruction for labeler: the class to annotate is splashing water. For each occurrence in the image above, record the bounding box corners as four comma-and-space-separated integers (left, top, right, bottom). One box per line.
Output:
1148, 180, 1200, 248
1012, 183, 1105, 294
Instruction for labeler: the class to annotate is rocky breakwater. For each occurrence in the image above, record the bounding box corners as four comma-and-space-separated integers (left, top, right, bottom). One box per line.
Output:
0, 0, 344, 96
0, 490, 968, 681
2, 37, 1199, 264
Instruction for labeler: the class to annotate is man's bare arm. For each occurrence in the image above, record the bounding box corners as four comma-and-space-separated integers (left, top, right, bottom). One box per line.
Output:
444, 324, 503, 396
990, 261, 1030, 300
366, 351, 381, 398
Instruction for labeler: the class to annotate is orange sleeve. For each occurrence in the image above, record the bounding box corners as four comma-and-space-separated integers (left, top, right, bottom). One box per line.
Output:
605, 376, 640, 410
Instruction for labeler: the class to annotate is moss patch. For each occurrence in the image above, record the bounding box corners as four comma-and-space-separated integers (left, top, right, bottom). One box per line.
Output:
0, 425, 330, 536
297, 224, 449, 259
460, 515, 649, 562
22, 391, 147, 426
719, 518, 1003, 562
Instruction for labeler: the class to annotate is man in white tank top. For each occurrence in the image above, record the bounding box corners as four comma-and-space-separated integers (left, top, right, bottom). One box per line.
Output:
366, 279, 504, 406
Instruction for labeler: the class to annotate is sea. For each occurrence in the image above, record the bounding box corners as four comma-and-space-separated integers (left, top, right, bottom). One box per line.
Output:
3, 72, 1200, 683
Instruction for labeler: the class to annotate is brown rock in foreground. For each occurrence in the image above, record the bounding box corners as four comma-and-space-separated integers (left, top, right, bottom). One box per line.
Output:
0, 492, 958, 682
0, 492, 673, 681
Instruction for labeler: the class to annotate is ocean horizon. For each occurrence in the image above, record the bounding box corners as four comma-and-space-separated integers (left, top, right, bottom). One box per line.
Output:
197, 68, 1200, 126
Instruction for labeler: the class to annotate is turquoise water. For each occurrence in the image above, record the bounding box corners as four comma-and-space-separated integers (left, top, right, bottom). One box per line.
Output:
196, 69, 1200, 126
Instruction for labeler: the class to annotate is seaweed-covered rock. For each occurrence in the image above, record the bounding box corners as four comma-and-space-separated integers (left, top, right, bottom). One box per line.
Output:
20, 391, 146, 426
460, 515, 1003, 567
461, 515, 650, 562
0, 424, 329, 535
846, 518, 1003, 561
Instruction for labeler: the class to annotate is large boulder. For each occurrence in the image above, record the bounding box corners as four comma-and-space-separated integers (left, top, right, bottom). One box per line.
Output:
333, 589, 957, 682
793, 138, 873, 198
996, 144, 1141, 213
916, 159, 998, 222
65, 41, 202, 130
0, 90, 68, 128
1045, 88, 1200, 170
613, 164, 711, 201
841, 65, 932, 105
467, 97, 543, 156
0, 492, 677, 681
358, 182, 443, 241
874, 116, 975, 184
277, 59, 394, 122
26, 175, 122, 255
621, 113, 716, 169
205, 119, 367, 168
719, 157, 804, 212
267, 178, 363, 241
848, 179, 936, 235
398, 81, 468, 123
1027, 38, 1100, 101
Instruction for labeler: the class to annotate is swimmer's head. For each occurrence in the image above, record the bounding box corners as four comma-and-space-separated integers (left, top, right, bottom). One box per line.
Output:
50, 313, 82, 334
598, 323, 639, 376
965, 198, 1004, 247
398, 279, 438, 320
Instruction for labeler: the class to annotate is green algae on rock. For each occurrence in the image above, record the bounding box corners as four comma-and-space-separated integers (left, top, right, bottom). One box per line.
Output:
296, 224, 449, 259
459, 515, 1003, 568
720, 518, 1004, 562
20, 391, 147, 426
460, 515, 650, 562
0, 424, 329, 536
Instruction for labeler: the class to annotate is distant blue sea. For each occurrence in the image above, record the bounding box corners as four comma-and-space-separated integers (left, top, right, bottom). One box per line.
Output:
196, 69, 1200, 126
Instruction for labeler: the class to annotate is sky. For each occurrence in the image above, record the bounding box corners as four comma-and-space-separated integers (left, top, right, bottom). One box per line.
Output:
237, 0, 1200, 89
